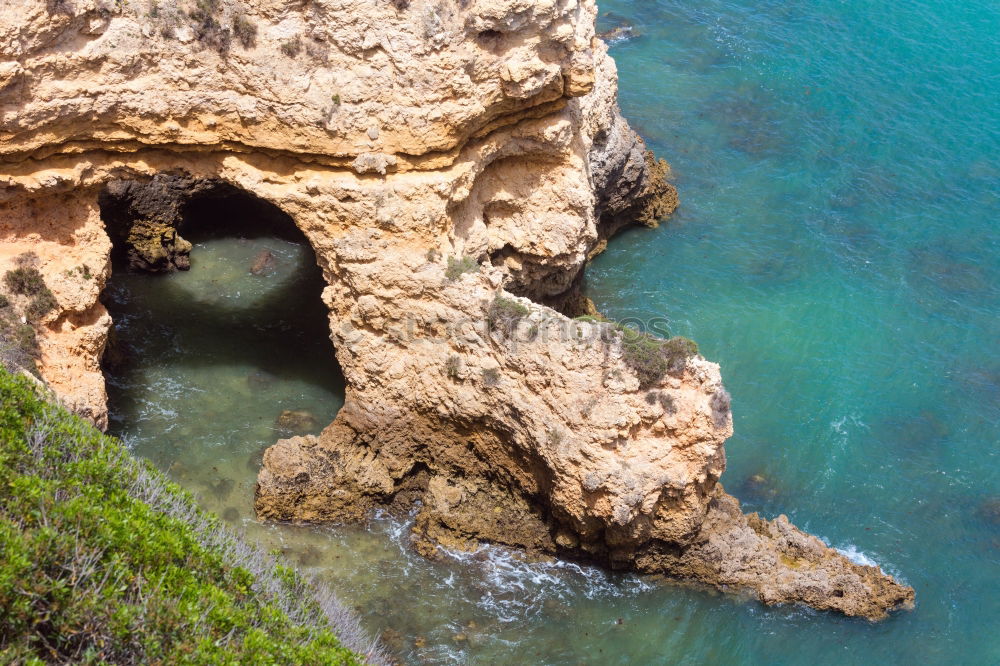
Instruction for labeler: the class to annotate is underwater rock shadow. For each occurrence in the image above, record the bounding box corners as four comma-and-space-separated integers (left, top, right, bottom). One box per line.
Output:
702, 88, 791, 159
907, 242, 996, 301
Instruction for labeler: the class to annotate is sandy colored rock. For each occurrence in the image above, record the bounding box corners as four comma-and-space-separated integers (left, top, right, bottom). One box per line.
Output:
633, 487, 914, 620
0, 0, 911, 619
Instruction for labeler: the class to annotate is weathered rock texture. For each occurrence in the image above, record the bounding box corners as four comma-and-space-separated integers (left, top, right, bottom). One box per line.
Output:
0, 0, 912, 619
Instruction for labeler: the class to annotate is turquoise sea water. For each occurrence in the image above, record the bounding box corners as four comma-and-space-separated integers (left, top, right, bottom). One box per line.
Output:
589, 0, 1000, 662
103, 1, 999, 664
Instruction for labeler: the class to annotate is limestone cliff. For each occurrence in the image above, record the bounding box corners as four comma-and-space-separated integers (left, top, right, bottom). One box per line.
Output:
0, 0, 912, 619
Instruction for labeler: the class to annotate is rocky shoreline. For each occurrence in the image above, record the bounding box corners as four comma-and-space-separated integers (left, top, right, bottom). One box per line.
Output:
0, 0, 912, 619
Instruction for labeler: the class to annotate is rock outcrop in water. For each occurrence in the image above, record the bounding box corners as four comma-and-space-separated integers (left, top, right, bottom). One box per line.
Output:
0, 0, 912, 619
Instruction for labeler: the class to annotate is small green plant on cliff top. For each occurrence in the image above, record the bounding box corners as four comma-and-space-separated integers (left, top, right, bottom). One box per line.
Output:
281, 36, 303, 57
195, 0, 220, 13
0, 369, 385, 664
487, 295, 530, 336
445, 354, 461, 380
45, 0, 70, 14
3, 266, 45, 296
0, 306, 38, 375
4, 264, 58, 321
231, 12, 257, 48
573, 314, 608, 324
482, 367, 500, 386
24, 290, 57, 320
617, 325, 698, 390
445, 255, 479, 281
189, 0, 231, 54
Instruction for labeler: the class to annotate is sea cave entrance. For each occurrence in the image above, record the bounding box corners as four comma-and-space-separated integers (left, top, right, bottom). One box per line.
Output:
98, 178, 345, 523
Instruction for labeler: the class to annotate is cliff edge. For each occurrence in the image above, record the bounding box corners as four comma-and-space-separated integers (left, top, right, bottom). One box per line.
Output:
0, 0, 912, 619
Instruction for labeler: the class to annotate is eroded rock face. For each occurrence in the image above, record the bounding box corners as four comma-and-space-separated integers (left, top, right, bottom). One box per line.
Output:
0, 0, 911, 619
98, 175, 201, 272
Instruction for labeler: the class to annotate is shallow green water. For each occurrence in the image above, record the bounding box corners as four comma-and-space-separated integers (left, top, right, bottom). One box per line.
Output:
104, 230, 669, 665
104, 1, 999, 663
103, 234, 344, 503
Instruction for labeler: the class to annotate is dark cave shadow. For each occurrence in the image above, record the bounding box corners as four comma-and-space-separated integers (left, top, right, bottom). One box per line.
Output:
100, 181, 346, 404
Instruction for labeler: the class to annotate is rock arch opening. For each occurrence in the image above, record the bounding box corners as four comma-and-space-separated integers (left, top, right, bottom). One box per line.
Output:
97, 176, 345, 520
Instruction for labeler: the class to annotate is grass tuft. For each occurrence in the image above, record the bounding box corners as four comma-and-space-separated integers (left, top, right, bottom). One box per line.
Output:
280, 36, 303, 58
4, 265, 58, 322
487, 296, 530, 336
3, 267, 46, 296
0, 316, 37, 375
445, 255, 479, 281
445, 354, 461, 380
231, 12, 257, 48
617, 325, 698, 389
482, 367, 500, 386
189, 0, 231, 54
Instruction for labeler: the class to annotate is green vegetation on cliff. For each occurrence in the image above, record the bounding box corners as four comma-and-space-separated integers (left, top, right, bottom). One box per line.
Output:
572, 313, 699, 389
0, 369, 384, 664
1, 254, 58, 376
618, 329, 698, 390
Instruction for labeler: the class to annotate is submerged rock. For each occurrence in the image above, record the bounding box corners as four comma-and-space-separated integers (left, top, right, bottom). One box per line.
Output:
250, 250, 276, 276
598, 25, 638, 44
379, 628, 404, 653
208, 477, 235, 501
739, 472, 781, 503
168, 460, 189, 480
275, 409, 319, 436
294, 544, 323, 567
977, 497, 1000, 527
247, 369, 277, 391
